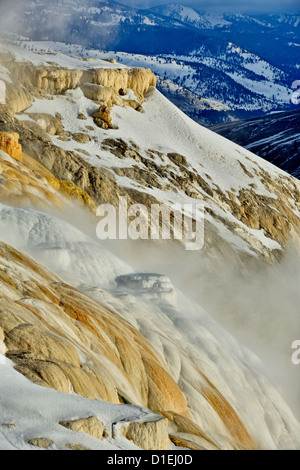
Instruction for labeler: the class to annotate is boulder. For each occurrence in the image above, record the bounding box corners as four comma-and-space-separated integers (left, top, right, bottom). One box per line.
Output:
59, 416, 105, 440
27, 437, 53, 448
26, 113, 65, 136
92, 105, 114, 129
72, 132, 91, 143
118, 416, 171, 450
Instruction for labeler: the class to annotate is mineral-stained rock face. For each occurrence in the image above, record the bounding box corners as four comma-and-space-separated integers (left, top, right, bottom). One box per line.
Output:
0, 240, 258, 450
3, 57, 156, 108
0, 241, 186, 415
0, 146, 97, 213
5, 81, 33, 114
0, 132, 22, 161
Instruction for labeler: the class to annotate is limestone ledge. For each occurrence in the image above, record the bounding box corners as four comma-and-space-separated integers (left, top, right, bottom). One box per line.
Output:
2, 56, 156, 113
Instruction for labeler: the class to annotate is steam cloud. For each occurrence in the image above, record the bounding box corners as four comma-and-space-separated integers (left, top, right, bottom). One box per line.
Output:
101, 234, 300, 420
0, 0, 121, 48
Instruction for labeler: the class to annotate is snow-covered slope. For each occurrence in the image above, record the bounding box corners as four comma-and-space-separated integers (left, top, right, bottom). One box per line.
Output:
0, 39, 299, 262
5, 40, 298, 260
0, 354, 160, 451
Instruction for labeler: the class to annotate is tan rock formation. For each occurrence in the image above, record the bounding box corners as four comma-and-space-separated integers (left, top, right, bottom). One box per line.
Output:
26, 113, 65, 136
59, 417, 105, 440
27, 438, 53, 448
0, 143, 97, 214
9, 62, 83, 95
4, 59, 156, 105
64, 443, 89, 450
72, 132, 91, 143
119, 417, 171, 450
92, 105, 114, 129
0, 241, 188, 415
5, 82, 33, 114
81, 83, 123, 107
0, 113, 139, 210
81, 83, 144, 112
162, 405, 256, 451
81, 67, 156, 102
127, 68, 157, 103
58, 180, 98, 213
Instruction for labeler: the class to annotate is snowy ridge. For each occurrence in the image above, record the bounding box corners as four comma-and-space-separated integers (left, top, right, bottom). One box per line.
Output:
151, 4, 231, 29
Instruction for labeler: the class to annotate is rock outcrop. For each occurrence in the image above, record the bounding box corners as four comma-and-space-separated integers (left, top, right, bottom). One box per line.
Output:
0, 138, 97, 213
0, 113, 138, 210
59, 417, 105, 441
5, 82, 33, 114
0, 241, 187, 414
118, 416, 170, 450
27, 437, 53, 449
2, 56, 155, 108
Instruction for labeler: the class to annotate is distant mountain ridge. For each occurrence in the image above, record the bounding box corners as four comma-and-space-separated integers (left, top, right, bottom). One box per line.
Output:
210, 109, 300, 179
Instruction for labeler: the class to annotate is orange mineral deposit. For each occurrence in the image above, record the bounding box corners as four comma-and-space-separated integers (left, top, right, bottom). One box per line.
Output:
0, 132, 23, 161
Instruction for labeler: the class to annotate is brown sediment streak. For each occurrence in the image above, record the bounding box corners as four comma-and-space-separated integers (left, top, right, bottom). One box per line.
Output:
199, 373, 257, 450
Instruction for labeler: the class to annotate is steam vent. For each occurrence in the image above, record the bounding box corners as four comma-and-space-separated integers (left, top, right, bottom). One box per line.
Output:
115, 273, 177, 305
